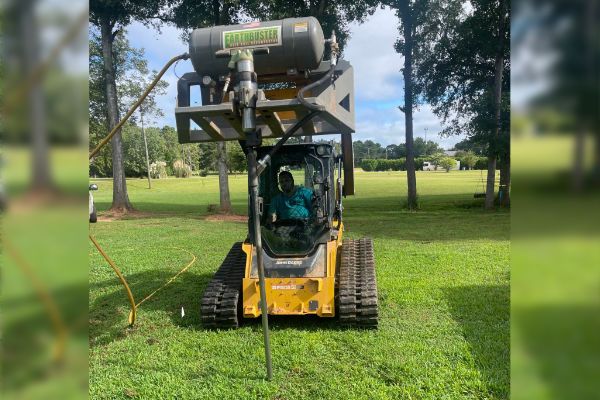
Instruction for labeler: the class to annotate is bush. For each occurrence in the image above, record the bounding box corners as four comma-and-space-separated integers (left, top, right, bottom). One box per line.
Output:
414, 157, 426, 170
149, 161, 168, 179
457, 151, 477, 170
361, 158, 418, 172
439, 157, 456, 172
173, 160, 192, 178
474, 156, 488, 170
361, 159, 377, 171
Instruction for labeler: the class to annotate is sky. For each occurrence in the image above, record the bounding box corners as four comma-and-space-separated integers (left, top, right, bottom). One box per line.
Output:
126, 7, 465, 149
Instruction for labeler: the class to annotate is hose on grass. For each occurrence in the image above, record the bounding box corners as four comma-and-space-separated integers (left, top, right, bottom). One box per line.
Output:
90, 235, 197, 326
89, 52, 192, 326
5, 238, 68, 362
89, 235, 137, 326
134, 248, 196, 310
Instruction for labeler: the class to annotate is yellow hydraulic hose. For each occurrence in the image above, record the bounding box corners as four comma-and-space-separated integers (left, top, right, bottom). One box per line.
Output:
88, 52, 191, 326
89, 235, 137, 326
5, 238, 68, 361
134, 248, 196, 310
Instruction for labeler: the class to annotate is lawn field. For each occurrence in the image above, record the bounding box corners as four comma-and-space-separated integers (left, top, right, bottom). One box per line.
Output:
89, 170, 509, 399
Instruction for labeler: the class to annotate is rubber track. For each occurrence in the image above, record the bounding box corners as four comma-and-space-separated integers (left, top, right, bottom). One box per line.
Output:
201, 242, 246, 329
338, 238, 378, 328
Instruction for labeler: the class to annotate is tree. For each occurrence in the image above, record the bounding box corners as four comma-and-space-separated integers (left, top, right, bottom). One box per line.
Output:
462, 151, 477, 170
428, 151, 446, 170
198, 142, 217, 173
454, 137, 486, 155
120, 60, 168, 189
514, 0, 599, 191
121, 125, 170, 177
242, 0, 379, 56
413, 137, 442, 157
413, 0, 510, 208
90, 0, 172, 211
168, 1, 242, 213
439, 157, 455, 172
389, 0, 426, 210
227, 142, 247, 173
161, 126, 181, 169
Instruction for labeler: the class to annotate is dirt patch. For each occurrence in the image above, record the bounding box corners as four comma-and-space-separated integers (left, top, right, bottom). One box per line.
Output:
204, 214, 247, 223
98, 210, 167, 222
96, 210, 247, 223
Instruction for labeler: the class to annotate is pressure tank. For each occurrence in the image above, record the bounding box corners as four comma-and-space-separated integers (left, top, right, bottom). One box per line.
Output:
189, 17, 325, 78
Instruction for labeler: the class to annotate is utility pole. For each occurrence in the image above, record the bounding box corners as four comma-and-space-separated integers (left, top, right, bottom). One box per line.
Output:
140, 103, 151, 189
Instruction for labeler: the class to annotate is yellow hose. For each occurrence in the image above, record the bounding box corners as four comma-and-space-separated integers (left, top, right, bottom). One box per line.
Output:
88, 52, 192, 326
90, 235, 197, 326
134, 248, 196, 309
89, 235, 137, 326
5, 238, 68, 361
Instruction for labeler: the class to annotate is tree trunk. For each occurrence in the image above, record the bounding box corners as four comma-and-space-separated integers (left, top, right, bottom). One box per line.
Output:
403, 8, 418, 210
485, 0, 507, 210
22, 3, 52, 191
140, 108, 151, 189
101, 19, 132, 211
216, 141, 231, 212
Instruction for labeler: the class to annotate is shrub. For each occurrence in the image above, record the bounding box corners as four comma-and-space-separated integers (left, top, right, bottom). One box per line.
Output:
149, 161, 168, 179
173, 159, 192, 178
439, 157, 456, 172
361, 159, 377, 171
414, 157, 425, 170
458, 151, 478, 170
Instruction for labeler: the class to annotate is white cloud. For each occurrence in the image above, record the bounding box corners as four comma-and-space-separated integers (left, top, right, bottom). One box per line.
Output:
345, 7, 403, 102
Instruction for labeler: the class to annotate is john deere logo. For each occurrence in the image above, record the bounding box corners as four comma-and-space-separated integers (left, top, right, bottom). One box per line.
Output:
223, 26, 281, 49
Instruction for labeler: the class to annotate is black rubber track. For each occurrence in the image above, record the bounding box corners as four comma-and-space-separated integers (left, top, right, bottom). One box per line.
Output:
200, 242, 246, 329
337, 238, 378, 328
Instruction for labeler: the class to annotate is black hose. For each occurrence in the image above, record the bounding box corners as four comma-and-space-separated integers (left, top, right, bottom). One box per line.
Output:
296, 64, 336, 112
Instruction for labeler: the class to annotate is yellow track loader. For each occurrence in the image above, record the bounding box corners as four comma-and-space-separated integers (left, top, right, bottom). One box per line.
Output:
175, 17, 378, 332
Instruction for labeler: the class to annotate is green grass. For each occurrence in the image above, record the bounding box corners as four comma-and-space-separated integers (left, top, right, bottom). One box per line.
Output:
89, 170, 509, 399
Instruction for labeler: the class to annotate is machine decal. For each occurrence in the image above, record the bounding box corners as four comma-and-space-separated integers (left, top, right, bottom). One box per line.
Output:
272, 285, 305, 290
293, 22, 308, 33
223, 26, 282, 49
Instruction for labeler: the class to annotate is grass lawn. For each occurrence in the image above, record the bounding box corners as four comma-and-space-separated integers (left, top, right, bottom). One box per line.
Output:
89, 170, 509, 399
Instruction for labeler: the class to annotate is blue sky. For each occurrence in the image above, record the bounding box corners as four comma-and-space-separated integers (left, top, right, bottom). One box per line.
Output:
126, 7, 465, 149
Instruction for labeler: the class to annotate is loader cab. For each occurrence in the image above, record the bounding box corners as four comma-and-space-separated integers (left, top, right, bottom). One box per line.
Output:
255, 143, 337, 256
